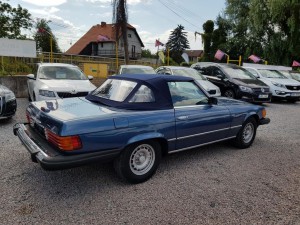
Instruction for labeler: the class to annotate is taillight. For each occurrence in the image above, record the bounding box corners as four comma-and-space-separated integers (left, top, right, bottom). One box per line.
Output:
26, 111, 31, 124
45, 129, 82, 151
262, 108, 266, 118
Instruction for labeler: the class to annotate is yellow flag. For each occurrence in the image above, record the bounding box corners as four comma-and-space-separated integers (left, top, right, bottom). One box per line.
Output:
158, 51, 165, 63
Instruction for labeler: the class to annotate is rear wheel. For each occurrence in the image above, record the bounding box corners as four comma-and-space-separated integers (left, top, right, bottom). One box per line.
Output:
114, 141, 161, 183
287, 99, 297, 103
224, 89, 236, 99
232, 117, 257, 149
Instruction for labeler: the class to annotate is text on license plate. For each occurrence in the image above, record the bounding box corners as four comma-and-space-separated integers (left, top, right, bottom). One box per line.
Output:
291, 93, 300, 97
258, 94, 269, 98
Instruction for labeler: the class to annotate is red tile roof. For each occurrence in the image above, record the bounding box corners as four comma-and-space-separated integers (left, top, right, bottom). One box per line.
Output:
66, 22, 143, 55
184, 50, 204, 57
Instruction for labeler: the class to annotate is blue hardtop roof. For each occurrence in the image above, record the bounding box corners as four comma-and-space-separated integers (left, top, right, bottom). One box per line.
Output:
112, 74, 194, 82
86, 74, 197, 110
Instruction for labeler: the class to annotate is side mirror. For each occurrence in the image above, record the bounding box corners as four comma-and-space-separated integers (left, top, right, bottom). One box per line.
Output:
27, 74, 35, 80
208, 97, 218, 105
87, 75, 94, 80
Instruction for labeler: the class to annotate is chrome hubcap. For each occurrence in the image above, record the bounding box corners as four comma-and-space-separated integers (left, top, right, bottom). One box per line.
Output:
243, 123, 254, 144
130, 144, 155, 175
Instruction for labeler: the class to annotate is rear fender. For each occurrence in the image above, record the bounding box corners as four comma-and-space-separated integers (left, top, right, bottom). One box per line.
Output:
127, 132, 165, 146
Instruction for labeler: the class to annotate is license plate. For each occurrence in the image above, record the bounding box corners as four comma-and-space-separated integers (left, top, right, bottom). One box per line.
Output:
258, 94, 269, 98
291, 93, 300, 97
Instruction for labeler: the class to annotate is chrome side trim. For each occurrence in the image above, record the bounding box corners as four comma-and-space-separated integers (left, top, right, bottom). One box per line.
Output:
167, 125, 242, 142
168, 138, 176, 142
177, 127, 230, 140
169, 136, 236, 154
231, 125, 242, 129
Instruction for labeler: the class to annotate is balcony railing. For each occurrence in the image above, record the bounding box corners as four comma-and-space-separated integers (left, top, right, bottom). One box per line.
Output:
92, 50, 141, 59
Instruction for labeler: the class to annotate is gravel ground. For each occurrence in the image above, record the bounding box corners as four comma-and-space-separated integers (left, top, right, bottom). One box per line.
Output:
0, 98, 299, 225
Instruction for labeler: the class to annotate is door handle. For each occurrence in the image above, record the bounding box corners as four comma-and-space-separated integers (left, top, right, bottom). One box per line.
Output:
177, 116, 189, 120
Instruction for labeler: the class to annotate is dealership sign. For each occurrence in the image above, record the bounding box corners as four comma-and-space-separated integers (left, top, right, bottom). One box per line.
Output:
0, 38, 36, 58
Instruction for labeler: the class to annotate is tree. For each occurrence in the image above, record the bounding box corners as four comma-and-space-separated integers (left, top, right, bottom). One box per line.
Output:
141, 49, 156, 58
201, 20, 215, 61
112, 0, 129, 64
166, 25, 190, 64
33, 19, 60, 53
0, 0, 32, 39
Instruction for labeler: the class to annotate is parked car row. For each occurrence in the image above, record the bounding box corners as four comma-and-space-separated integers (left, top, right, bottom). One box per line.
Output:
191, 62, 300, 103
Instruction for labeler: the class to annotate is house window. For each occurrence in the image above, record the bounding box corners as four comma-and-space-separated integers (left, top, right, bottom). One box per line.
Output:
128, 34, 132, 38
101, 43, 104, 48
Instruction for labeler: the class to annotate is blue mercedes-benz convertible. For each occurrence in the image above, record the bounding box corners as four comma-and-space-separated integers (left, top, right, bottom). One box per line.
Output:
14, 74, 270, 183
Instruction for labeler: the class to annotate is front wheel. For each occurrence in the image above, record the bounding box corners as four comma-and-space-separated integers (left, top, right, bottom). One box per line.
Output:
114, 141, 161, 183
224, 89, 236, 99
232, 117, 257, 149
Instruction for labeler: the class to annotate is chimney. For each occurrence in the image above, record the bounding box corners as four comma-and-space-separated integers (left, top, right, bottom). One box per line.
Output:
101, 22, 106, 27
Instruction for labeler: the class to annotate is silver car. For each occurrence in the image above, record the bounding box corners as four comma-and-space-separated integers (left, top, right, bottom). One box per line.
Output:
155, 66, 221, 97
27, 63, 96, 101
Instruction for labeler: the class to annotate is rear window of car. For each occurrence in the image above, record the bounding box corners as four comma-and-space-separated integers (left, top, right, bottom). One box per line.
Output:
92, 79, 137, 102
223, 67, 257, 79
129, 85, 155, 103
121, 67, 155, 74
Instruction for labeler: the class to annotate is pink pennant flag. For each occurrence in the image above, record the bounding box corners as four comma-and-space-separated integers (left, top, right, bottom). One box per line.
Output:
97, 34, 109, 42
292, 60, 300, 67
214, 49, 225, 60
155, 39, 164, 47
248, 55, 261, 63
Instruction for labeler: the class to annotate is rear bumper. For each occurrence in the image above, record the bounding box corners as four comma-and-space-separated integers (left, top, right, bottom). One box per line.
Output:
259, 118, 270, 125
13, 123, 120, 170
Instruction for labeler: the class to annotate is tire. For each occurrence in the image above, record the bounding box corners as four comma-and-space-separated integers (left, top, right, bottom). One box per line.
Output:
232, 117, 257, 149
224, 89, 236, 99
114, 140, 161, 184
287, 99, 297, 103
28, 91, 32, 102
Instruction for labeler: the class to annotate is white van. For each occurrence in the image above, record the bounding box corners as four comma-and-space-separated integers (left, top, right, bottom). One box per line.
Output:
243, 63, 300, 103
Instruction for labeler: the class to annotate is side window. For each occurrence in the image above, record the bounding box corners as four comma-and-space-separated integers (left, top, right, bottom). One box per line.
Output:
168, 81, 208, 107
164, 69, 172, 75
156, 68, 165, 74
201, 67, 211, 76
129, 85, 155, 103
213, 67, 225, 78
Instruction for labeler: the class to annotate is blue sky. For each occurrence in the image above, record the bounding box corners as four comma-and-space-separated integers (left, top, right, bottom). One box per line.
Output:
9, 0, 226, 53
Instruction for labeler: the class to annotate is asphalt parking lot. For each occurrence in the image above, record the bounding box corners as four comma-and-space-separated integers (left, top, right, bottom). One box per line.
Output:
1, 98, 299, 224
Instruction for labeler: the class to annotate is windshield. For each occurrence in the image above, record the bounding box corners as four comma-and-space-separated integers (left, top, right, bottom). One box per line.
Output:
91, 79, 137, 102
223, 67, 257, 79
278, 71, 292, 78
121, 67, 155, 74
291, 72, 300, 80
39, 66, 88, 80
172, 68, 207, 80
259, 70, 287, 79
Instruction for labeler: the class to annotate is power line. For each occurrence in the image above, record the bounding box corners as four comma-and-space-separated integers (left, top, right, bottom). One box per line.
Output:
157, 0, 202, 30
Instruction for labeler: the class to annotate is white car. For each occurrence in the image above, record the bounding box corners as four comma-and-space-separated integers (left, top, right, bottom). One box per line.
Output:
244, 65, 300, 103
118, 65, 156, 75
155, 66, 221, 97
27, 63, 96, 101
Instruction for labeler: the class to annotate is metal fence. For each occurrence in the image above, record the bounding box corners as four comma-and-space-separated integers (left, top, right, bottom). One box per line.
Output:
0, 52, 155, 76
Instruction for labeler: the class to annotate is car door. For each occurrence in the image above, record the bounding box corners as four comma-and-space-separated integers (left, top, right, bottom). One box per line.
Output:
168, 81, 232, 152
